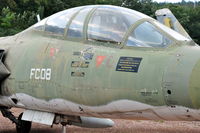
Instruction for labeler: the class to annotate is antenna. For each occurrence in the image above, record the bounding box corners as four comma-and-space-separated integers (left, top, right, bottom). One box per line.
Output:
37, 14, 41, 22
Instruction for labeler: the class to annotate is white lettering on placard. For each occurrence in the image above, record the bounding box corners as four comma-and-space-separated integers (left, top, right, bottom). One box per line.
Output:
30, 68, 51, 80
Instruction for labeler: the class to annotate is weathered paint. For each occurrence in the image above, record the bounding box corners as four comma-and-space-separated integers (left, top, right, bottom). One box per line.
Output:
1, 29, 199, 110
189, 59, 200, 109
0, 5, 200, 122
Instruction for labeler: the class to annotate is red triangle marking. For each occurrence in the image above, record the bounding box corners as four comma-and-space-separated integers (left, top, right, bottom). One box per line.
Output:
96, 56, 106, 67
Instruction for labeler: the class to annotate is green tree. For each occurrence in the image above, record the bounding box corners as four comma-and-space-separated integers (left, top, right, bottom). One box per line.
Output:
0, 7, 15, 28
187, 6, 200, 44
0, 7, 19, 36
0, 0, 17, 10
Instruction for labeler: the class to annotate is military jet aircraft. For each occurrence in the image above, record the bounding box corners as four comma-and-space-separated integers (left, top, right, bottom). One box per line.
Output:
0, 4, 199, 133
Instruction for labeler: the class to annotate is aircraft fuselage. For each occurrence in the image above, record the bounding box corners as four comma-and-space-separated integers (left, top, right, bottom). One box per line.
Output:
0, 29, 200, 121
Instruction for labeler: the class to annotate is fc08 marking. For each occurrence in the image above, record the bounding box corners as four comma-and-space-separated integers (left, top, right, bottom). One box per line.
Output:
30, 68, 51, 80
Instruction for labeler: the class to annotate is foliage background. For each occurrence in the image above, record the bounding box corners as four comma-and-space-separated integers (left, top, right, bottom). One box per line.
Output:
0, 0, 199, 44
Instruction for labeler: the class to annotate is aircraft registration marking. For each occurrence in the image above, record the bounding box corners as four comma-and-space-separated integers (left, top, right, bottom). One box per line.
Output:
30, 68, 51, 80
116, 57, 142, 73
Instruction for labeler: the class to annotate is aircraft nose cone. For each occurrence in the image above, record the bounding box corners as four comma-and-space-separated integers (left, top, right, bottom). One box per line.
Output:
189, 59, 200, 109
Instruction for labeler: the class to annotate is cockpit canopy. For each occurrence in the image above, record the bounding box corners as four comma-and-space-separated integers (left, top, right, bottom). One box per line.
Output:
33, 5, 189, 48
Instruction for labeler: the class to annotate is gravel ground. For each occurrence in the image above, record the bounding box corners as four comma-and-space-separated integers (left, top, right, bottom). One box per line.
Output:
0, 108, 200, 133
